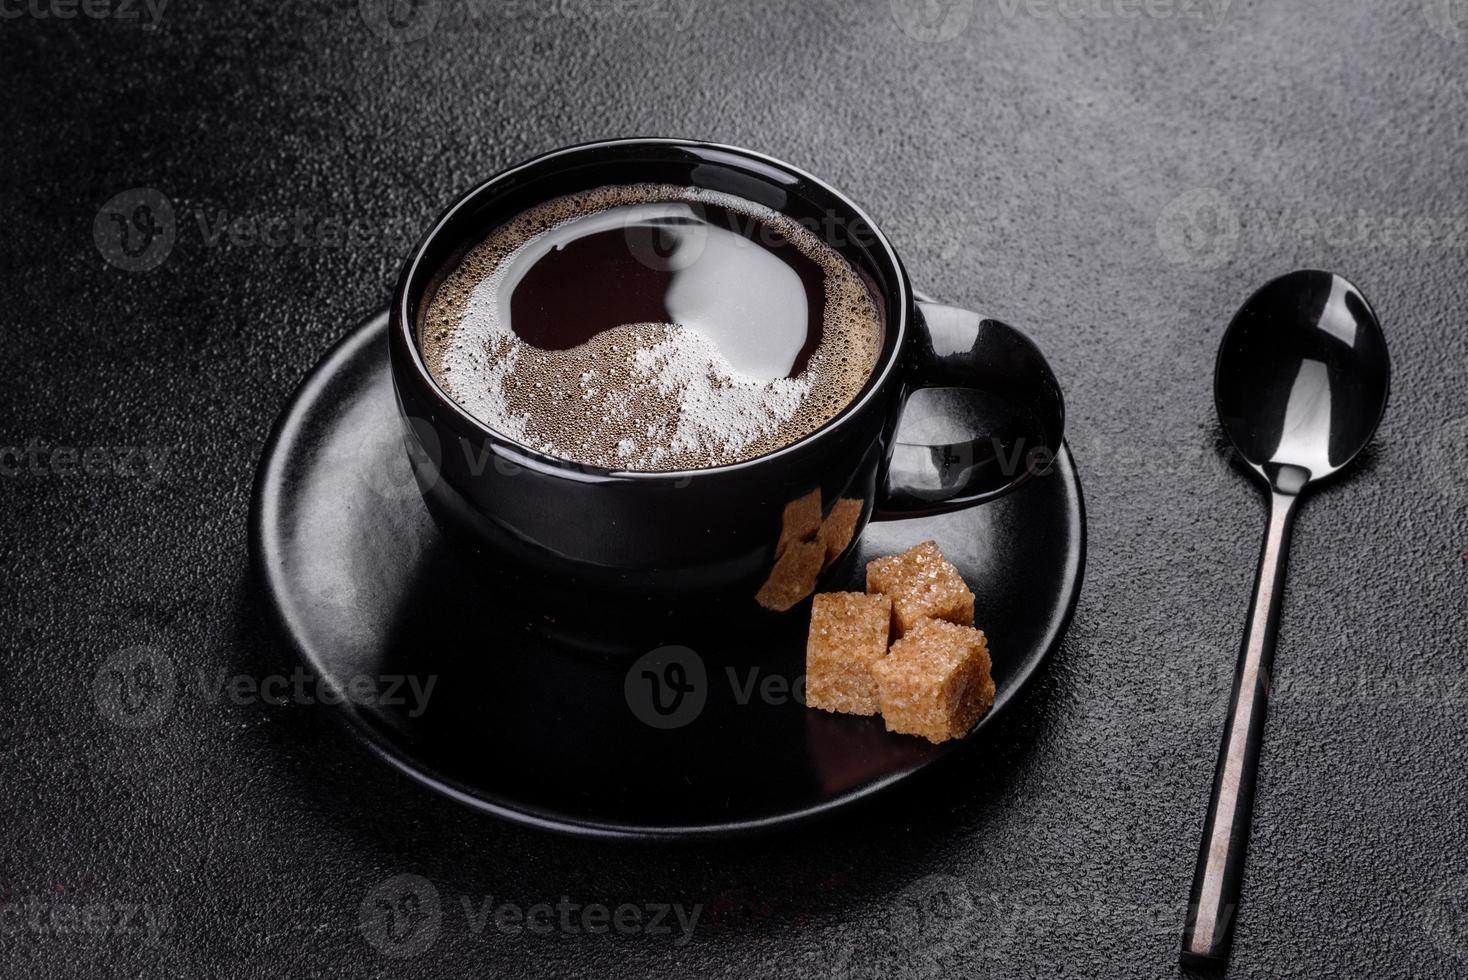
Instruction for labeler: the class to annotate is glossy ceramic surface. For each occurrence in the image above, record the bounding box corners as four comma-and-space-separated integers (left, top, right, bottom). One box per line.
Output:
389, 140, 1065, 606
250, 312, 1085, 839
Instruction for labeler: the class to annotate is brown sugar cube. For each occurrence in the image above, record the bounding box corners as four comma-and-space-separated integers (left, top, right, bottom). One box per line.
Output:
756, 538, 825, 612
805, 592, 892, 716
866, 541, 974, 637
818, 497, 863, 568
871, 619, 994, 743
775, 489, 823, 558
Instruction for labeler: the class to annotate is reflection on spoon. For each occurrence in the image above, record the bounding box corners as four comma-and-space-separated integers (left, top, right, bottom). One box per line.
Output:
1182, 270, 1390, 968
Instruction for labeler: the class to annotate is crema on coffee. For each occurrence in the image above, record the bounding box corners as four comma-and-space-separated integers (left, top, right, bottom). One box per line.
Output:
420, 183, 884, 471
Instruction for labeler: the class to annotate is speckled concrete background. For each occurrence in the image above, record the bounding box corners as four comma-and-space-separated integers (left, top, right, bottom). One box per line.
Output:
2, 0, 1466, 976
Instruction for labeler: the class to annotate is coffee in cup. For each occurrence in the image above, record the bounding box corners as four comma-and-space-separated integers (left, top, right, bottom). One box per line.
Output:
418, 183, 884, 472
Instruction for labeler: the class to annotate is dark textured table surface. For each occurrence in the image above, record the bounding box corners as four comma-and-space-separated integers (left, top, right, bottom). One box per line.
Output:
3, 1, 1466, 976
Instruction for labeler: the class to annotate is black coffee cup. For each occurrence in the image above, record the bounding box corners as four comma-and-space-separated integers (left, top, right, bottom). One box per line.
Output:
389, 139, 1063, 615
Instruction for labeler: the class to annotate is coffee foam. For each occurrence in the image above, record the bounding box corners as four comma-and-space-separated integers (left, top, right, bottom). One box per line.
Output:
420, 183, 883, 471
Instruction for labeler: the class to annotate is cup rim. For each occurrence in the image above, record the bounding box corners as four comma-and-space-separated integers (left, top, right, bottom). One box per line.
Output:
391, 137, 912, 482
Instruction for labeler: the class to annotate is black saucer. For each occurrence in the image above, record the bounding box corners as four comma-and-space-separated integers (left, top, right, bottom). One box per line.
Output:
249, 310, 1085, 840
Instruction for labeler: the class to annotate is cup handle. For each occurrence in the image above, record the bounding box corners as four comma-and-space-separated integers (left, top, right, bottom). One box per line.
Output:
873, 301, 1066, 520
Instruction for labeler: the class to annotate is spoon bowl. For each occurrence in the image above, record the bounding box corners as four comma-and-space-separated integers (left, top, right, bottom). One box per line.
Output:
1214, 270, 1391, 493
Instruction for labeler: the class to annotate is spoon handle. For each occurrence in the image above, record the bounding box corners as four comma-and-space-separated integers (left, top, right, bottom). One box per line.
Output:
1181, 488, 1300, 967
